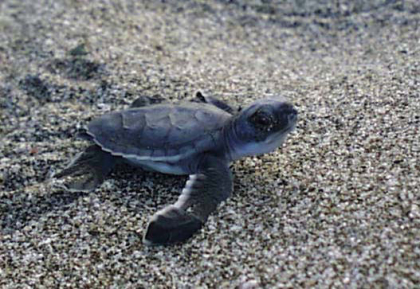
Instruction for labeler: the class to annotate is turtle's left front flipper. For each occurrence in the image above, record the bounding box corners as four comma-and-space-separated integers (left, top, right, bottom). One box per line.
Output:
143, 155, 233, 246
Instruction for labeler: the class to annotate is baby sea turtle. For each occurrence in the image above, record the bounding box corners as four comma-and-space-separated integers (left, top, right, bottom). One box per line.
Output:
55, 94, 298, 245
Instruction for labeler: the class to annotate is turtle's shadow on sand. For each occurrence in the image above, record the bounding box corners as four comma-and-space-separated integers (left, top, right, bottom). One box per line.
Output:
0, 164, 185, 235
104, 163, 187, 212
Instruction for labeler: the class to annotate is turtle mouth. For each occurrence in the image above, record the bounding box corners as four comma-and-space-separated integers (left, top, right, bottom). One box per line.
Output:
272, 106, 298, 134
265, 118, 297, 144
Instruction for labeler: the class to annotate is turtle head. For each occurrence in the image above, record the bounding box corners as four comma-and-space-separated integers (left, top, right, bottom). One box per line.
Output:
228, 97, 297, 160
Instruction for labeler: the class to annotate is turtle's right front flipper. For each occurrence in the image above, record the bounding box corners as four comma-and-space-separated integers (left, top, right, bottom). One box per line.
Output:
54, 145, 116, 192
130, 95, 166, 108
193, 91, 237, 114
143, 154, 233, 245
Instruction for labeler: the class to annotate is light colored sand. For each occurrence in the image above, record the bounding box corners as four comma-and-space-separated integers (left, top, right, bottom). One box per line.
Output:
1, 1, 419, 288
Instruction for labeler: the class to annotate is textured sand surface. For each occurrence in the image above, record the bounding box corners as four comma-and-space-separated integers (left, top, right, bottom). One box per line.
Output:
1, 1, 419, 288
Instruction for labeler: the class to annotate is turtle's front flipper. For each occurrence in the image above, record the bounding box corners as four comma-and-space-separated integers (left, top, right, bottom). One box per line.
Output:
194, 91, 237, 114
143, 155, 233, 245
130, 95, 166, 108
54, 145, 116, 192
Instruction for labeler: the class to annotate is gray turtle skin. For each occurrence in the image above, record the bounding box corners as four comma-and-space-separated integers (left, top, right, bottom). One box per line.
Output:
56, 95, 298, 245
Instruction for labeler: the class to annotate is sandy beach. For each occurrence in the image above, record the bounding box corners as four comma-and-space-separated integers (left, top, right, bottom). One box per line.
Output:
1, 1, 419, 287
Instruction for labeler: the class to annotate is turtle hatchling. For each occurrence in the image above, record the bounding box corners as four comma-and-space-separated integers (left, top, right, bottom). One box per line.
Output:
55, 94, 298, 245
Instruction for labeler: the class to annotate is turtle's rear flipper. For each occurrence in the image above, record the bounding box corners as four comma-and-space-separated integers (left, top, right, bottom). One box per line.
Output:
143, 154, 233, 245
54, 145, 116, 192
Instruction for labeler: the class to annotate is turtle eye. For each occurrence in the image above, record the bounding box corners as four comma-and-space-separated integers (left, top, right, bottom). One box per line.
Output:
251, 110, 273, 128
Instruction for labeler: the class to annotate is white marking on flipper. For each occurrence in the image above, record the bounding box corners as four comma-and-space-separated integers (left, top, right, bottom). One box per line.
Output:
175, 174, 197, 209
149, 204, 175, 223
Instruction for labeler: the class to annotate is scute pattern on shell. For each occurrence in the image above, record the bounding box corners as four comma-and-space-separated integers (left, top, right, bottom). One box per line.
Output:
86, 102, 232, 160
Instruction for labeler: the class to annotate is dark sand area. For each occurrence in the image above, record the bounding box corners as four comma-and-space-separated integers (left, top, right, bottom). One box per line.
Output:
1, 0, 419, 288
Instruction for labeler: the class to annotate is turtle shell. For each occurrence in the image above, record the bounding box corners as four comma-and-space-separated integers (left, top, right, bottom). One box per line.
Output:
86, 102, 232, 162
